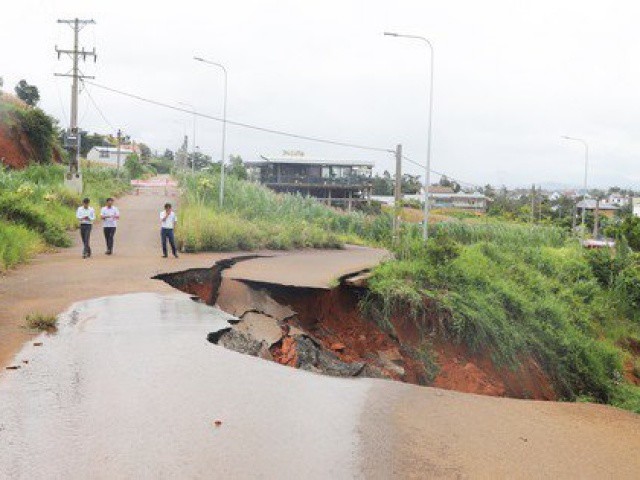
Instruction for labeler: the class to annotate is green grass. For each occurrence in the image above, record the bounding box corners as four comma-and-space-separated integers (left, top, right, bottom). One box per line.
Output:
0, 222, 44, 271
365, 227, 640, 409
177, 172, 392, 251
25, 312, 57, 331
0, 164, 130, 269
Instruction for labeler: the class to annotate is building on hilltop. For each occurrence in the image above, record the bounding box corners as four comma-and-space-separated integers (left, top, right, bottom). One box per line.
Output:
245, 152, 374, 209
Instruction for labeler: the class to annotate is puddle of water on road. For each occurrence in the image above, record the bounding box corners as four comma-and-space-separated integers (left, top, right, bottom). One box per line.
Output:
0, 292, 371, 479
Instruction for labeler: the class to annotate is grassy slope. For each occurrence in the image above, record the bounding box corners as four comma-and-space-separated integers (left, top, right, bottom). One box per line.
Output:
366, 224, 640, 412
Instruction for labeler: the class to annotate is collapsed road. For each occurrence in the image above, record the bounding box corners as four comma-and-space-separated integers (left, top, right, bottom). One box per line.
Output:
153, 253, 428, 384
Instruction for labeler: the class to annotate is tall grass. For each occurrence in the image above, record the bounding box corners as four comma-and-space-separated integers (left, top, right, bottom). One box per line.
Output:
178, 172, 393, 251
0, 222, 44, 271
0, 164, 130, 269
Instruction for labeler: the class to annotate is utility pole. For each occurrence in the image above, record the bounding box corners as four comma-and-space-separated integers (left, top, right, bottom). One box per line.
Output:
393, 144, 403, 242
593, 198, 600, 238
116, 129, 122, 174
531, 184, 536, 224
55, 18, 96, 192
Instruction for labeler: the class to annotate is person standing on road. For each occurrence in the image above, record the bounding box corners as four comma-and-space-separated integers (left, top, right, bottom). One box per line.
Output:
160, 203, 179, 258
76, 198, 95, 259
100, 197, 120, 255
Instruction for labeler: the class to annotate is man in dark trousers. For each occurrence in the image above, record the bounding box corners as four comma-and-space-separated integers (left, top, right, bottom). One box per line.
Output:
76, 198, 95, 259
160, 203, 178, 258
100, 197, 120, 255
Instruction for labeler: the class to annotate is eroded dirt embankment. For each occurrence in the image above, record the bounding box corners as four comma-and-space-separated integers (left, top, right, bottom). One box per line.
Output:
155, 256, 557, 399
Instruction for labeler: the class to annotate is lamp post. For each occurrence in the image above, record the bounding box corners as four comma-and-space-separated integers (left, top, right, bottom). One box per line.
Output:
561, 135, 589, 240
194, 56, 228, 208
178, 102, 197, 173
384, 31, 434, 241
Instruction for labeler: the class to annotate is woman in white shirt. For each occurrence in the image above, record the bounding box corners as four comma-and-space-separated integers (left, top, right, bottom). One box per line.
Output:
160, 202, 178, 258
76, 198, 95, 259
100, 197, 120, 255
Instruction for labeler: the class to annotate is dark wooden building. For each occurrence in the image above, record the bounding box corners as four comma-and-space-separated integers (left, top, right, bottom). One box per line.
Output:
246, 153, 374, 209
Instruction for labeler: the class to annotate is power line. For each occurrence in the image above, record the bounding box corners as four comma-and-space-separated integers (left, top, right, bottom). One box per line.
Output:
403, 155, 481, 190
82, 81, 115, 130
84, 81, 394, 154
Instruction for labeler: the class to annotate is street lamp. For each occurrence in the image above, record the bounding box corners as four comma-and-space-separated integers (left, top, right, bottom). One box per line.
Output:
178, 101, 197, 173
384, 31, 434, 241
561, 135, 589, 240
194, 56, 228, 208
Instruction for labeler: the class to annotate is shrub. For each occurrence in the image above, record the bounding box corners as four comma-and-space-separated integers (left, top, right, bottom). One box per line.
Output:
25, 313, 57, 331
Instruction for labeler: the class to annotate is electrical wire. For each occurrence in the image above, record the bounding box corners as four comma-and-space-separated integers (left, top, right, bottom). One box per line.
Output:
84, 81, 394, 154
403, 155, 481, 190
82, 81, 115, 130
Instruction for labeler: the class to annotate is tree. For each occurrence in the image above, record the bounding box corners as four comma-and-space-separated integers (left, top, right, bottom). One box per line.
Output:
228, 154, 248, 180
162, 149, 174, 161
187, 151, 213, 171
139, 143, 152, 162
125, 153, 145, 179
14, 80, 40, 106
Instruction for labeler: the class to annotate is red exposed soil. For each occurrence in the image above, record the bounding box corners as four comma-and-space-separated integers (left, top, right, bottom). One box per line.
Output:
431, 342, 557, 399
0, 122, 34, 169
266, 285, 428, 382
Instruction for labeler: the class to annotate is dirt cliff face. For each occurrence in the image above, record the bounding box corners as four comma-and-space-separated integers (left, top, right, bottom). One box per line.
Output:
0, 121, 35, 169
0, 95, 62, 169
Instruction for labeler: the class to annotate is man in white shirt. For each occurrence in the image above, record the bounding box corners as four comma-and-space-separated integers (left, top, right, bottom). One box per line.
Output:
76, 198, 95, 259
160, 202, 178, 258
100, 197, 120, 255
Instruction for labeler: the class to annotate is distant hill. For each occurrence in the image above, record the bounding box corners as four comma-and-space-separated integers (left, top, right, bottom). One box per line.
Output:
0, 94, 62, 169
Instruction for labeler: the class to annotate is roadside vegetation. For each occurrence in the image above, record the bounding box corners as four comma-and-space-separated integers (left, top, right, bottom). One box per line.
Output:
0, 164, 130, 271
365, 226, 640, 412
178, 171, 392, 251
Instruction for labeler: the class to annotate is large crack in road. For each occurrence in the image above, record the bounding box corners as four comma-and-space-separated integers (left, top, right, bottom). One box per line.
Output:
154, 255, 430, 383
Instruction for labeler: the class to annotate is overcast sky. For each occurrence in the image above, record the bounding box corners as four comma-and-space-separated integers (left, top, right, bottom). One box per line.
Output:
2, 0, 640, 188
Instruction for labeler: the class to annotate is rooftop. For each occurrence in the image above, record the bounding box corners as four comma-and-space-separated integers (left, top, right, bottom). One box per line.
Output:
248, 155, 375, 167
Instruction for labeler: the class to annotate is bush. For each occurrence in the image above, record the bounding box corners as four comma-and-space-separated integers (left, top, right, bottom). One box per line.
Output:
13, 107, 59, 164
25, 312, 57, 331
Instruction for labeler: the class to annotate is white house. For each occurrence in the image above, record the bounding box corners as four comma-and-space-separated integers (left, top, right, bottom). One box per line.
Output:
86, 146, 137, 167
633, 198, 640, 218
605, 193, 629, 207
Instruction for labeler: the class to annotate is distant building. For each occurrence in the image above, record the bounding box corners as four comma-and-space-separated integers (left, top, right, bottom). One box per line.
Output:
605, 193, 629, 207
86, 146, 138, 167
246, 152, 374, 208
576, 199, 619, 218
429, 191, 488, 212
371, 188, 488, 212
633, 198, 640, 217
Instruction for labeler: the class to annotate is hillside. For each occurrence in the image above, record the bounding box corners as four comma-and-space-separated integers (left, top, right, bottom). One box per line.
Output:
0, 94, 62, 168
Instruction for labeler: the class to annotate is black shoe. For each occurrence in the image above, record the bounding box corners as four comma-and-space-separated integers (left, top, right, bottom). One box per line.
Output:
162, 254, 168, 258
82, 254, 87, 259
